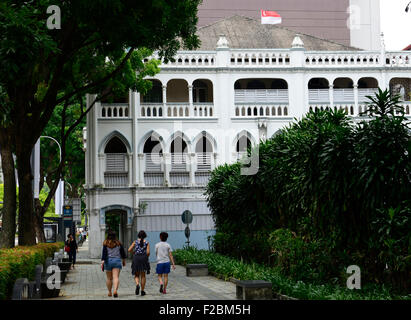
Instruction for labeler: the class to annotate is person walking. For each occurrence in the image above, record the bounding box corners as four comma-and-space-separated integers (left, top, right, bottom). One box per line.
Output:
155, 232, 176, 294
101, 230, 127, 298
65, 234, 78, 270
128, 230, 150, 296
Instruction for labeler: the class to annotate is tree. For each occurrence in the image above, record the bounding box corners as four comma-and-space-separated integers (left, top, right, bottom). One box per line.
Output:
0, 86, 16, 248
0, 0, 202, 245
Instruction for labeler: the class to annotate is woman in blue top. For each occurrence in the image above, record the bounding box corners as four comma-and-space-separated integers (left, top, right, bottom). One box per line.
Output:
101, 230, 126, 298
128, 230, 150, 296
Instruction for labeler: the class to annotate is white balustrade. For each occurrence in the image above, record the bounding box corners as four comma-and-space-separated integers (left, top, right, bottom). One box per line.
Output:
308, 89, 330, 102
333, 89, 355, 102
385, 52, 411, 66
104, 172, 128, 187
308, 104, 356, 116
358, 88, 378, 102
140, 103, 214, 118
235, 89, 289, 103
234, 105, 289, 117
146, 52, 216, 67
304, 52, 380, 67
100, 104, 130, 119
230, 50, 290, 67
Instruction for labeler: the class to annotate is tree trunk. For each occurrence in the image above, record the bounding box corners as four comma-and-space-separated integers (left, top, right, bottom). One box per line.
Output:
34, 198, 46, 243
0, 130, 17, 248
16, 151, 37, 246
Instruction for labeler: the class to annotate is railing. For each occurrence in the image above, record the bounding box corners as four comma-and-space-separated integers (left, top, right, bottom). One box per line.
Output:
230, 50, 291, 67
106, 154, 127, 172
145, 49, 411, 70
195, 172, 211, 186
358, 88, 378, 102
100, 104, 130, 119
140, 103, 214, 118
169, 172, 189, 186
196, 153, 212, 171
147, 52, 216, 67
385, 52, 411, 67
145, 154, 162, 172
309, 89, 329, 102
334, 89, 354, 102
308, 105, 356, 116
171, 153, 188, 171
304, 52, 380, 67
235, 105, 289, 117
104, 172, 128, 187
235, 89, 289, 103
144, 172, 164, 186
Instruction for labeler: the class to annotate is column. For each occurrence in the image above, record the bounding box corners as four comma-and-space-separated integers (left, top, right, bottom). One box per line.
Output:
164, 153, 171, 186
162, 85, 167, 117
128, 153, 133, 187
188, 84, 193, 117
329, 84, 334, 109
98, 154, 105, 185
189, 153, 196, 186
138, 153, 145, 187
354, 84, 359, 115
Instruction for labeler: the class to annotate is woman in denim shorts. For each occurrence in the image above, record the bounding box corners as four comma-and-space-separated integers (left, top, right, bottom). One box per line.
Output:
101, 230, 127, 298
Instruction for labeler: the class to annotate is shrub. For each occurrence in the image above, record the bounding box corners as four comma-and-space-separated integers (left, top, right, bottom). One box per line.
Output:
0, 242, 63, 300
205, 89, 411, 293
174, 247, 410, 300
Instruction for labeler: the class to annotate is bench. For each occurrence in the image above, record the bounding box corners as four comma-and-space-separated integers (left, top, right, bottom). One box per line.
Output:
186, 264, 208, 277
234, 280, 272, 300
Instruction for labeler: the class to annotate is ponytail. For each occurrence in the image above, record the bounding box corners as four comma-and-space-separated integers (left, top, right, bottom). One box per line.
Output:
137, 230, 147, 248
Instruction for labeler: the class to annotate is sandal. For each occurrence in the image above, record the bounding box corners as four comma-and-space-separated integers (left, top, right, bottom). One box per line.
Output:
113, 292, 118, 298
108, 292, 112, 297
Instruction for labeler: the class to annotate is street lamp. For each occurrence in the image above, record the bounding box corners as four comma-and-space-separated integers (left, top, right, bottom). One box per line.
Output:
38, 136, 64, 215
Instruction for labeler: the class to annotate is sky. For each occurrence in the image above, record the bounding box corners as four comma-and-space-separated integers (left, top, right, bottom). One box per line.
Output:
380, 0, 411, 50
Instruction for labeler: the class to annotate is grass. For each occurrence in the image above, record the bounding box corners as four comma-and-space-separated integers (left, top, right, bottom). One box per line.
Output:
174, 247, 410, 300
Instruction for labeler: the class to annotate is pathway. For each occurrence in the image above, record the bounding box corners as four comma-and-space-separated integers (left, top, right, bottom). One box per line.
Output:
50, 239, 237, 300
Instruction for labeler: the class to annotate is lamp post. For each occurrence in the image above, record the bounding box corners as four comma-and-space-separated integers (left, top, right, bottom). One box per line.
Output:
38, 136, 64, 215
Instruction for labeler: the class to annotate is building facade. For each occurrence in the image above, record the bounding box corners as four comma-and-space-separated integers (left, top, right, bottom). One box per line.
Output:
197, 0, 381, 50
84, 16, 411, 258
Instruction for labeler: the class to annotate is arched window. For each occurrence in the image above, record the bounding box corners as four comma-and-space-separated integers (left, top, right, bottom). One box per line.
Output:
236, 136, 252, 153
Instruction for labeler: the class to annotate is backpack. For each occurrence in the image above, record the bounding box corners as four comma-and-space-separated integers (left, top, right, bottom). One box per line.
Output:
134, 240, 147, 255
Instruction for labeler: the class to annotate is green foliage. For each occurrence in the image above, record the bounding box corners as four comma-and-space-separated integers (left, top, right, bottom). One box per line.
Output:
205, 89, 411, 292
0, 242, 63, 300
174, 248, 410, 300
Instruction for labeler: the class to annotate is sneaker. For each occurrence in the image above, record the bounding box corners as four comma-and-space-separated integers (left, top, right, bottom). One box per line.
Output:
135, 285, 140, 295
141, 290, 146, 296
159, 284, 163, 293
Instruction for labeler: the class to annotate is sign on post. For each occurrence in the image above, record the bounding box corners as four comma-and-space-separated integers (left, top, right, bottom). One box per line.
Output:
181, 210, 193, 246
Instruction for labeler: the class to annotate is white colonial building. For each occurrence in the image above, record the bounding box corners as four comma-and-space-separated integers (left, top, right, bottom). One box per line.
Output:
84, 16, 411, 258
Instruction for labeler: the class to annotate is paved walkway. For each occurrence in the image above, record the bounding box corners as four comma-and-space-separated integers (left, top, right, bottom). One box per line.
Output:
51, 239, 237, 300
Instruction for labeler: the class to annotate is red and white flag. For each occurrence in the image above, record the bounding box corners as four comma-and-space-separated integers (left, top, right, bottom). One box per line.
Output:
261, 10, 282, 24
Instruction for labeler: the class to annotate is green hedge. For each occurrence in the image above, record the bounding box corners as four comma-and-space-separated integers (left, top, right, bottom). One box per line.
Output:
174, 247, 411, 300
0, 242, 64, 300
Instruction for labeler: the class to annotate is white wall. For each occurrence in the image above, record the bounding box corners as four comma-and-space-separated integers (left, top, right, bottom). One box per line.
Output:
349, 0, 381, 50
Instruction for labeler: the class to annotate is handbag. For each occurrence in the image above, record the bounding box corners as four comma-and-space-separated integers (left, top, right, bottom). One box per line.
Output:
64, 244, 70, 252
